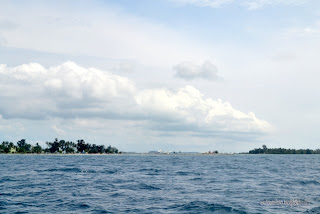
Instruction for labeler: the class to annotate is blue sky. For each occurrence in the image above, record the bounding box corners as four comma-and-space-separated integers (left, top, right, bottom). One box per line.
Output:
0, 0, 319, 152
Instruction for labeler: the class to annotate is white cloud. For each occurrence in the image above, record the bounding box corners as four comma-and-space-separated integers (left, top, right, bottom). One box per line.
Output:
171, 0, 311, 9
135, 85, 271, 133
0, 114, 25, 133
0, 3, 208, 66
271, 53, 296, 62
0, 62, 271, 138
171, 0, 234, 8
174, 60, 221, 81
283, 25, 320, 39
0, 61, 136, 119
52, 125, 65, 135
245, 0, 309, 10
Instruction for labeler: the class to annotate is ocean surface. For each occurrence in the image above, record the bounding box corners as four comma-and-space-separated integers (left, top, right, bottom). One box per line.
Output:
0, 154, 320, 213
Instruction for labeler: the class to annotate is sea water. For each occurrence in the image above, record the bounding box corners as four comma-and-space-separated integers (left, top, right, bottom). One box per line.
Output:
0, 154, 319, 213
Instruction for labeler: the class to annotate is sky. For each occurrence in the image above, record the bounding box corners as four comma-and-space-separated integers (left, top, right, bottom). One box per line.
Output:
0, 0, 319, 152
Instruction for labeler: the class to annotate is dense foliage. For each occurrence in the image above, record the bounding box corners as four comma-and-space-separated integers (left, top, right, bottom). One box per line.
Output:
249, 145, 320, 154
0, 138, 119, 154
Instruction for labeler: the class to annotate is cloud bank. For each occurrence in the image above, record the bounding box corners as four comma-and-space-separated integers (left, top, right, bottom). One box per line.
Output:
0, 3, 209, 66
0, 62, 271, 136
174, 60, 220, 81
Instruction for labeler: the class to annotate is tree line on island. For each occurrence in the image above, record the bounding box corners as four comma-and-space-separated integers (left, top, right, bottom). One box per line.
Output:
2, 141, 320, 155
248, 145, 320, 154
0, 138, 119, 154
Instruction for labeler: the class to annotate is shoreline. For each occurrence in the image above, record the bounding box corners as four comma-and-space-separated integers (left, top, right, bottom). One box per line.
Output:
0, 153, 234, 156
1, 153, 318, 156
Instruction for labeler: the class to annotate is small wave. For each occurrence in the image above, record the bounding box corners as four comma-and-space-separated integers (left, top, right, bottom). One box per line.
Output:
92, 208, 112, 213
0, 192, 12, 196
299, 180, 320, 185
305, 206, 320, 213
169, 201, 247, 213
79, 203, 90, 209
36, 167, 83, 173
138, 183, 161, 190
0, 200, 8, 207
139, 168, 163, 175
229, 178, 241, 183
100, 169, 118, 174
110, 192, 125, 197
0, 176, 17, 183
190, 177, 202, 181
118, 182, 161, 191
176, 171, 190, 176
36, 167, 101, 173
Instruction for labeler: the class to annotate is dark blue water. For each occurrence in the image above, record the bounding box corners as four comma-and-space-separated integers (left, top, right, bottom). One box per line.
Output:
0, 154, 320, 213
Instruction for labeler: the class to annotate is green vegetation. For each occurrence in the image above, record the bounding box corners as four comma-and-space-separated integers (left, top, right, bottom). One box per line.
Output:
0, 138, 118, 154
249, 145, 320, 154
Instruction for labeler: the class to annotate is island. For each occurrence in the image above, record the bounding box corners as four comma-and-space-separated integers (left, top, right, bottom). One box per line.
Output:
0, 138, 119, 154
248, 145, 320, 154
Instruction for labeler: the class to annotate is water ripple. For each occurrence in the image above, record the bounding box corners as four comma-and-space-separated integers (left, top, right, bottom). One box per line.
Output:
0, 154, 319, 213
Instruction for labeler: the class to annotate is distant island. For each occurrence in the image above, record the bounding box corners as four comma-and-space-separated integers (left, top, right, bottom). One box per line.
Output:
2, 140, 320, 155
0, 138, 119, 154
248, 145, 320, 154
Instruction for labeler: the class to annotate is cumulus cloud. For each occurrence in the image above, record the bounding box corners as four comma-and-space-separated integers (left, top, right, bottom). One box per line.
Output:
0, 61, 136, 119
0, 62, 271, 137
135, 85, 271, 133
174, 60, 220, 81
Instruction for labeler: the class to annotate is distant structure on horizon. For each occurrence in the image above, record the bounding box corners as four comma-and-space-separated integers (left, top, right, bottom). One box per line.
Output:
203, 150, 219, 154
148, 149, 200, 154
148, 149, 170, 154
